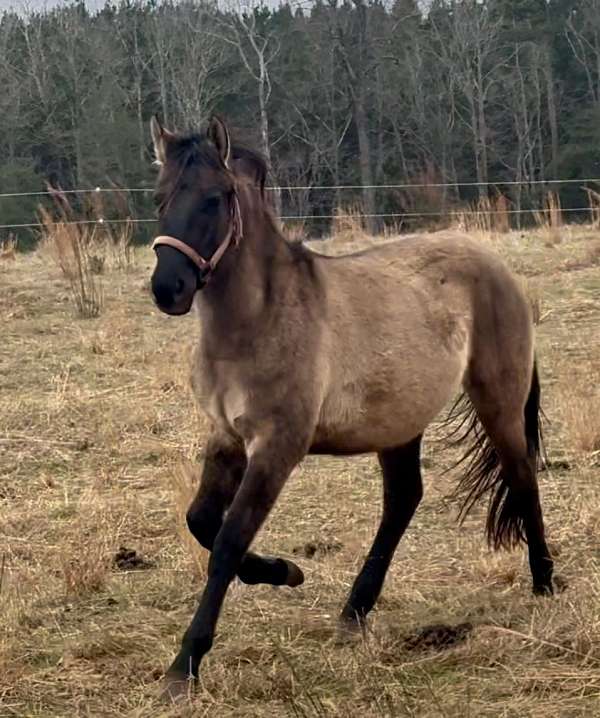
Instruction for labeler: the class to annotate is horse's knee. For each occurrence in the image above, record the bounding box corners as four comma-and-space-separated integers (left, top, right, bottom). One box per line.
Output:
186, 503, 221, 550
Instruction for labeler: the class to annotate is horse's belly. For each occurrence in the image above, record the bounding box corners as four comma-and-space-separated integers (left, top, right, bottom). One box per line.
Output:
312, 347, 467, 454
311, 401, 443, 454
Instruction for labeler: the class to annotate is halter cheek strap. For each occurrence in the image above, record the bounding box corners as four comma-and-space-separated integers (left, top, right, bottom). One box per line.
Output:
151, 191, 243, 276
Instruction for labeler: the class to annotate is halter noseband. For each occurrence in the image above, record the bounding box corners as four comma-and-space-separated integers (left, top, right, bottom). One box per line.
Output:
151, 190, 243, 277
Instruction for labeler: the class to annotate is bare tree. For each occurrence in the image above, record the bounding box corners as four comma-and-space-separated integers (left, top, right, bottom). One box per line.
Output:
148, 2, 229, 132
566, 0, 600, 104
327, 0, 380, 231
0, 13, 24, 163
20, 10, 53, 117
386, 27, 459, 199
53, 6, 106, 185
148, 3, 173, 126
431, 1, 507, 198
499, 41, 546, 220
541, 46, 560, 179
178, 7, 229, 130
210, 1, 280, 210
114, 4, 154, 165
275, 10, 353, 215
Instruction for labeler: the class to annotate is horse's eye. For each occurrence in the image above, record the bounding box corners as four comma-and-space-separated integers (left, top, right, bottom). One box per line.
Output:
203, 195, 221, 213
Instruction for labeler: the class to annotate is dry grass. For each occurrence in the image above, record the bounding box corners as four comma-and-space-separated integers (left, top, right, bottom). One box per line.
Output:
86, 184, 136, 272
452, 194, 511, 239
533, 192, 563, 246
0, 235, 17, 262
282, 222, 308, 245
105, 219, 135, 272
330, 205, 371, 244
38, 205, 105, 318
557, 364, 600, 454
37, 188, 136, 318
1, 227, 600, 716
585, 187, 600, 228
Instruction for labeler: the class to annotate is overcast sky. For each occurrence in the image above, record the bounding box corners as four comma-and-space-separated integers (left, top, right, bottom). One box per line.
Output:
0, 0, 295, 11
1, 0, 106, 10
0, 0, 152, 10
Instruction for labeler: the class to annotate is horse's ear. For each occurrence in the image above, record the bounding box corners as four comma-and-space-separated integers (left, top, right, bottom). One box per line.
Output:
150, 115, 174, 166
207, 115, 231, 169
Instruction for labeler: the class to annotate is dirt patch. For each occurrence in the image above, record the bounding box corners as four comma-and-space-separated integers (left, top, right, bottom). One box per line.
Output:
543, 459, 572, 472
112, 546, 154, 571
403, 622, 473, 652
293, 539, 343, 559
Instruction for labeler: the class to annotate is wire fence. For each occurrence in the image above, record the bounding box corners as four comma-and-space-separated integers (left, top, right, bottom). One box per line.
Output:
1, 177, 599, 232
1, 176, 600, 200
1, 206, 597, 231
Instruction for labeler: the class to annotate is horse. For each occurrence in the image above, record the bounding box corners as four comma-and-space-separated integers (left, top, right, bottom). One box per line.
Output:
149, 115, 554, 699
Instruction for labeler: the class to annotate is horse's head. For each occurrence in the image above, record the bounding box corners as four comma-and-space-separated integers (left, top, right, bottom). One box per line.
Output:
150, 115, 262, 316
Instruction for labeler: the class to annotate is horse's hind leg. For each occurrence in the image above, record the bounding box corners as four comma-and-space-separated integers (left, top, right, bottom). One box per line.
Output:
340, 435, 423, 628
186, 433, 303, 587
465, 366, 553, 595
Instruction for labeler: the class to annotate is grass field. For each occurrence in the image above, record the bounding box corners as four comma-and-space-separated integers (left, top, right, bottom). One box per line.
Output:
1, 227, 600, 717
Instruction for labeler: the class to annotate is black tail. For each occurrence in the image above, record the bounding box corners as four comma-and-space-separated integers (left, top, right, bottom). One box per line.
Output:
524, 361, 544, 462
447, 361, 544, 551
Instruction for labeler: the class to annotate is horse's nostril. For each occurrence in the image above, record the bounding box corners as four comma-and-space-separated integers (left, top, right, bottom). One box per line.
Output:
153, 283, 172, 307
175, 278, 185, 296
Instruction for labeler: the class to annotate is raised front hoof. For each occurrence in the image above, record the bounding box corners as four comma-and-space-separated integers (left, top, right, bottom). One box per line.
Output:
159, 671, 195, 704
283, 559, 304, 587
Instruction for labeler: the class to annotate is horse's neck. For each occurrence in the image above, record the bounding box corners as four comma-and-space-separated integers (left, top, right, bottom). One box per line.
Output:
195, 205, 288, 330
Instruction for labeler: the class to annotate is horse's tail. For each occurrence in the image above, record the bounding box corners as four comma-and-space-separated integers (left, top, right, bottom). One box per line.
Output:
447, 359, 544, 550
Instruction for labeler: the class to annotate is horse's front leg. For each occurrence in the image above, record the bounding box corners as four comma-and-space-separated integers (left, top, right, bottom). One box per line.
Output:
187, 433, 304, 587
164, 429, 307, 696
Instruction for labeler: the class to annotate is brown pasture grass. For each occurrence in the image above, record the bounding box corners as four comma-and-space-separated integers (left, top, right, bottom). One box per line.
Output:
557, 363, 600, 454
282, 222, 308, 244
87, 185, 136, 273
533, 192, 563, 247
1, 227, 600, 716
38, 205, 105, 318
37, 190, 135, 318
330, 205, 371, 244
0, 235, 17, 262
585, 187, 600, 229
451, 194, 511, 239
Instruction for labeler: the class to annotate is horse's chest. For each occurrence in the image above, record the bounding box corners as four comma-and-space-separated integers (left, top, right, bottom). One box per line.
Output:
190, 351, 247, 432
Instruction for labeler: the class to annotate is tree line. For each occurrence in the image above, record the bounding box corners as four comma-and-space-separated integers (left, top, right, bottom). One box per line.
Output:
1, 0, 600, 243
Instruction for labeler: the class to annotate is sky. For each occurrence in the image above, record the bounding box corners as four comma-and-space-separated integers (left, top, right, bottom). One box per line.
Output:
1, 0, 108, 10
0, 0, 293, 10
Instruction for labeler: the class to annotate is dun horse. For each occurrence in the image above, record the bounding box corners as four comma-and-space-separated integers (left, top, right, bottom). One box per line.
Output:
149, 116, 553, 697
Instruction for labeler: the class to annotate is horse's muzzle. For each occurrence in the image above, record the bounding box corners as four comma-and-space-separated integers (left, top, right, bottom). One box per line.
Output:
152, 281, 195, 315
151, 252, 197, 315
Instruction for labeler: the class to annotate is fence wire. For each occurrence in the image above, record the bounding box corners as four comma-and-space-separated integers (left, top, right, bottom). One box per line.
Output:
0, 206, 596, 231
1, 176, 600, 200
1, 178, 597, 231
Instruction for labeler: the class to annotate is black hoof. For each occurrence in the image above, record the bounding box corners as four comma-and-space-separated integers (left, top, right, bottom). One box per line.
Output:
335, 615, 365, 645
282, 559, 304, 587
533, 582, 554, 597
237, 556, 304, 587
159, 671, 195, 704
